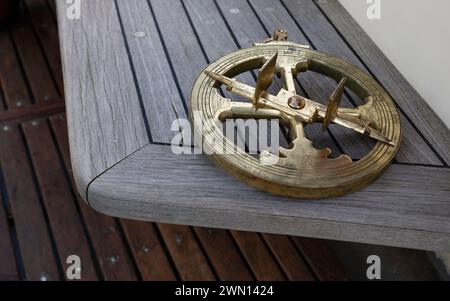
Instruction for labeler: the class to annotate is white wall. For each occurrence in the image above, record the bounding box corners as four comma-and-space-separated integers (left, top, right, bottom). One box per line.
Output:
339, 0, 450, 128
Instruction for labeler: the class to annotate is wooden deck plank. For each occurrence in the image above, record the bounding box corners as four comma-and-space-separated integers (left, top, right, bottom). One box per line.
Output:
262, 234, 315, 281
316, 0, 450, 165
121, 220, 177, 281
281, 0, 442, 166
157, 224, 216, 281
55, 0, 149, 199
231, 231, 285, 280
292, 237, 350, 281
149, 0, 207, 103
88, 144, 450, 251
194, 228, 254, 281
24, 0, 64, 94
115, 0, 186, 144
50, 115, 139, 281
0, 31, 61, 281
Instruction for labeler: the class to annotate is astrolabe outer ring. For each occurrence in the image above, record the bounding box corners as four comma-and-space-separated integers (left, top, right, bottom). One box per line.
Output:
189, 44, 401, 199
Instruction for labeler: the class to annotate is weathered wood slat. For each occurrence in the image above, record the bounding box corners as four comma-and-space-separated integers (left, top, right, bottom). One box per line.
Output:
50, 115, 138, 281
121, 220, 177, 280
55, 0, 149, 199
88, 144, 450, 251
157, 224, 216, 280
10, 12, 58, 102
149, 0, 207, 102
281, 0, 442, 165
115, 0, 186, 144
316, 0, 450, 165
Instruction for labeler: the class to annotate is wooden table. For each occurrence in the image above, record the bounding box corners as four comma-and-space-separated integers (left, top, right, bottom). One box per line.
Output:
56, 0, 450, 251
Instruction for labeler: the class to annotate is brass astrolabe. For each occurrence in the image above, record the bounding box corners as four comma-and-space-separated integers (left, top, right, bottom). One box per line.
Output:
189, 29, 401, 198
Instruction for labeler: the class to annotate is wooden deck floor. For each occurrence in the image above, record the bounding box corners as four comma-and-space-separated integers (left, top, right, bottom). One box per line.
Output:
0, 0, 446, 281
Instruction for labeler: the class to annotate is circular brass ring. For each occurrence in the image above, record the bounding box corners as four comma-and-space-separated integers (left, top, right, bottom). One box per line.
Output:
189, 44, 401, 198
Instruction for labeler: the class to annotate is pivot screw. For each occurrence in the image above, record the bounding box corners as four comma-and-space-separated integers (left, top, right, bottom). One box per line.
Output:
288, 96, 305, 109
